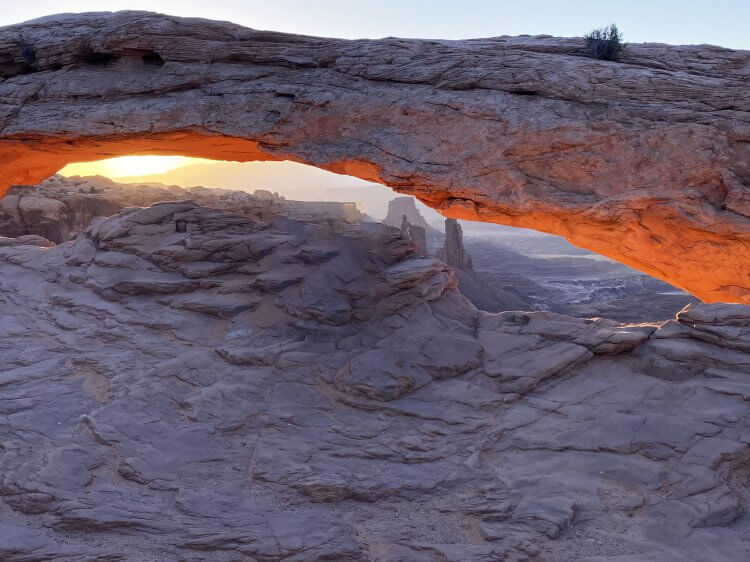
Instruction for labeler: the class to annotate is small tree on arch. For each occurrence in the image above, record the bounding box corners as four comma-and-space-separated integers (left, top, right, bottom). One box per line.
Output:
585, 24, 623, 61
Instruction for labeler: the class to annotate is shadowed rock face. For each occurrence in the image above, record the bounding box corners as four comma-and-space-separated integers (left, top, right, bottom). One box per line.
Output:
1, 11, 749, 302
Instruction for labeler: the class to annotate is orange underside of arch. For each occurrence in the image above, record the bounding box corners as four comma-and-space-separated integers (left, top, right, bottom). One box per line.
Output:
0, 132, 386, 198
1, 131, 749, 305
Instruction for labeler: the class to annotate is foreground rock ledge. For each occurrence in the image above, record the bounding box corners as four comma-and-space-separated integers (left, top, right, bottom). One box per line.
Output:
2, 201, 750, 559
1, 11, 750, 302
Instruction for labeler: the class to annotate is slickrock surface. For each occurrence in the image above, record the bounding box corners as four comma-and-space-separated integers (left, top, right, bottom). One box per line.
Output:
0, 174, 363, 243
1, 202, 750, 560
1, 11, 750, 302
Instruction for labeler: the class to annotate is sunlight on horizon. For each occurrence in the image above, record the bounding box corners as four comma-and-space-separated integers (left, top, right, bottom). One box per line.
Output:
59, 156, 217, 179
53, 151, 536, 233
56, 155, 402, 219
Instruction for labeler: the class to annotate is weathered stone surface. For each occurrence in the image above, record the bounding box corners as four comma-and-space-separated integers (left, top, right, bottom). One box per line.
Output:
635, 302, 750, 379
482, 309, 658, 354
1, 12, 750, 302
673, 302, 750, 351
1, 201, 750, 559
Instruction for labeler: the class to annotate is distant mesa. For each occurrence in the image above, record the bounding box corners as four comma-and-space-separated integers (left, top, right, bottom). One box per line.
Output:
436, 217, 530, 312
387, 205, 531, 312
382, 197, 442, 242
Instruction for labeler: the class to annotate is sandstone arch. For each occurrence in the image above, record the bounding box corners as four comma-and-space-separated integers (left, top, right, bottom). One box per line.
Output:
1, 11, 750, 302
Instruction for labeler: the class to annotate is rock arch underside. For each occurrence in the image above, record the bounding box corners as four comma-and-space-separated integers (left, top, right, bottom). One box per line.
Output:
1, 11, 750, 303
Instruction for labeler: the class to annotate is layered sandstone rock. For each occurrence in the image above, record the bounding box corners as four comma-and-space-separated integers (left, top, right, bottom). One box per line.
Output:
1, 202, 750, 559
1, 12, 749, 301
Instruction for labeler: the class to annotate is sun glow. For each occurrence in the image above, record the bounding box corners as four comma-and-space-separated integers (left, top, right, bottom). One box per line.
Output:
59, 156, 216, 179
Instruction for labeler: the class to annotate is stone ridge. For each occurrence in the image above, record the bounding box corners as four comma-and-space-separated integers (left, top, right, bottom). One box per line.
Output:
0, 11, 749, 302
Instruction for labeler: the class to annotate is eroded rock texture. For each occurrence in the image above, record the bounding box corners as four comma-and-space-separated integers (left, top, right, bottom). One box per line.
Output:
1, 12, 750, 301
1, 202, 750, 560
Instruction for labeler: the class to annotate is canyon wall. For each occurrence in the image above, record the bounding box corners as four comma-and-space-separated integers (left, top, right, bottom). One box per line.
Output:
1, 12, 749, 301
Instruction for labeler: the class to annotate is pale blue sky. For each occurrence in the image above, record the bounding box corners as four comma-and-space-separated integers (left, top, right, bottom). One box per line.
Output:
3, 1, 749, 49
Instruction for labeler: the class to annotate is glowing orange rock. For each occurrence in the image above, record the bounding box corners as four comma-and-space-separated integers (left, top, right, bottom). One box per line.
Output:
1, 12, 749, 302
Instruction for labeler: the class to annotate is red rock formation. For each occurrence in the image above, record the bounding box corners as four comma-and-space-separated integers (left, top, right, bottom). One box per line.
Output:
1, 12, 749, 302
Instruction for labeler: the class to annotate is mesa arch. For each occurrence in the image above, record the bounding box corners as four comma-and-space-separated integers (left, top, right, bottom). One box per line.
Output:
1, 12, 750, 303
